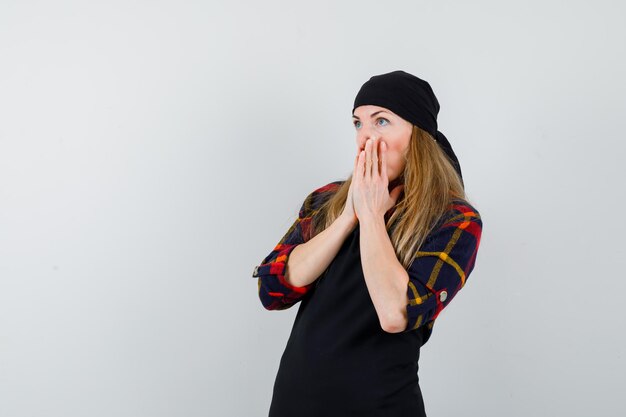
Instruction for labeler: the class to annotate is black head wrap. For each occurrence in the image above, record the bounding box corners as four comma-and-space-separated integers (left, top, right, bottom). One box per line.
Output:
353, 70, 464, 188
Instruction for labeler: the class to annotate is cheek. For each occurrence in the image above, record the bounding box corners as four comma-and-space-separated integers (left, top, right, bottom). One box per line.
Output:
383, 149, 402, 168
386, 143, 403, 159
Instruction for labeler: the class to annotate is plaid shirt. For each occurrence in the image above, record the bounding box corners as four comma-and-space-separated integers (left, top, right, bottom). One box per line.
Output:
252, 181, 483, 334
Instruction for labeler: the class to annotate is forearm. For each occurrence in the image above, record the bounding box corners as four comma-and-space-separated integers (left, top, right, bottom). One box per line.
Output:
285, 215, 357, 288
359, 215, 409, 332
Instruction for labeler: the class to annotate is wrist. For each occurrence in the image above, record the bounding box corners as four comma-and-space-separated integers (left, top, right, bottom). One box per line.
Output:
358, 213, 386, 228
337, 213, 358, 231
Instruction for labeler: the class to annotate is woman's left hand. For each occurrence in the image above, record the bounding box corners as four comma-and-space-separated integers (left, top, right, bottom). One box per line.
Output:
352, 137, 404, 223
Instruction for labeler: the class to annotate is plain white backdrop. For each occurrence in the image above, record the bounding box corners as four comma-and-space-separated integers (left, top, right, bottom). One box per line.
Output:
1, 1, 625, 416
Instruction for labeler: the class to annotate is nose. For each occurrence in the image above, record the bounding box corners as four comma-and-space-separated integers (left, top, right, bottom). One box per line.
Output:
356, 124, 378, 151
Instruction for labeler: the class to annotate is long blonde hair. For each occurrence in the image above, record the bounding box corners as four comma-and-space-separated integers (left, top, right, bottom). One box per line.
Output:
311, 125, 471, 269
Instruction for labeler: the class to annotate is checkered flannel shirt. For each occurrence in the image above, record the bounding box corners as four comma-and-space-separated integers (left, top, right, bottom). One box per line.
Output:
252, 181, 483, 334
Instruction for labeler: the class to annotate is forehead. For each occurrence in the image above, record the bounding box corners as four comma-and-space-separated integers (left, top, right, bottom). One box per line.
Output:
352, 105, 396, 117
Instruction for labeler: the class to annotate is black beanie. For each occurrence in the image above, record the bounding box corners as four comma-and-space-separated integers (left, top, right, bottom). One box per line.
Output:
353, 70, 464, 188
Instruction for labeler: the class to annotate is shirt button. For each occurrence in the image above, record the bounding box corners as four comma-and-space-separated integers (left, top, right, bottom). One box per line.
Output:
253, 265, 259, 277
439, 291, 448, 302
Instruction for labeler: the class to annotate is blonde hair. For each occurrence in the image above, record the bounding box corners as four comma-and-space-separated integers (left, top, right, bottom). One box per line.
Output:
311, 125, 471, 269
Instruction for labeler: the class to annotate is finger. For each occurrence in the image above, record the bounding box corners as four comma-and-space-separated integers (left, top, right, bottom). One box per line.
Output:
372, 137, 379, 179
380, 140, 388, 182
352, 152, 359, 188
357, 149, 366, 184
365, 138, 372, 180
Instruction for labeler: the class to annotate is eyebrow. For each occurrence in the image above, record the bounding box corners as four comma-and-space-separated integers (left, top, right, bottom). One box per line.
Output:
352, 110, 389, 120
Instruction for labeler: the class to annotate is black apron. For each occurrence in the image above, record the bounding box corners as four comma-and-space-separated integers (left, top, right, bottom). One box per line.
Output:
268, 223, 428, 417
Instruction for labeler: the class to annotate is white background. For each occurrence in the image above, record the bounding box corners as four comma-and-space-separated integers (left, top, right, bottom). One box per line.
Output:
1, 1, 625, 416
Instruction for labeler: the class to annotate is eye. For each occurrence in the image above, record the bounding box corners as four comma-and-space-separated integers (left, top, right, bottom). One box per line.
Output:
377, 118, 389, 126
353, 120, 362, 129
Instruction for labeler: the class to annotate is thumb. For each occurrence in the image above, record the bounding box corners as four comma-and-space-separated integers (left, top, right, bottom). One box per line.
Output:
387, 185, 404, 211
390, 184, 404, 202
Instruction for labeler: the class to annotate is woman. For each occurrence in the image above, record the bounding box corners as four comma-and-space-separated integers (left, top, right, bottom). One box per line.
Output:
252, 70, 483, 416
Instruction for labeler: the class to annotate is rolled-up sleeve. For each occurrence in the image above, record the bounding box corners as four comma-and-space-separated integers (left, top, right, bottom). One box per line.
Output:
252, 181, 341, 310
403, 203, 483, 333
